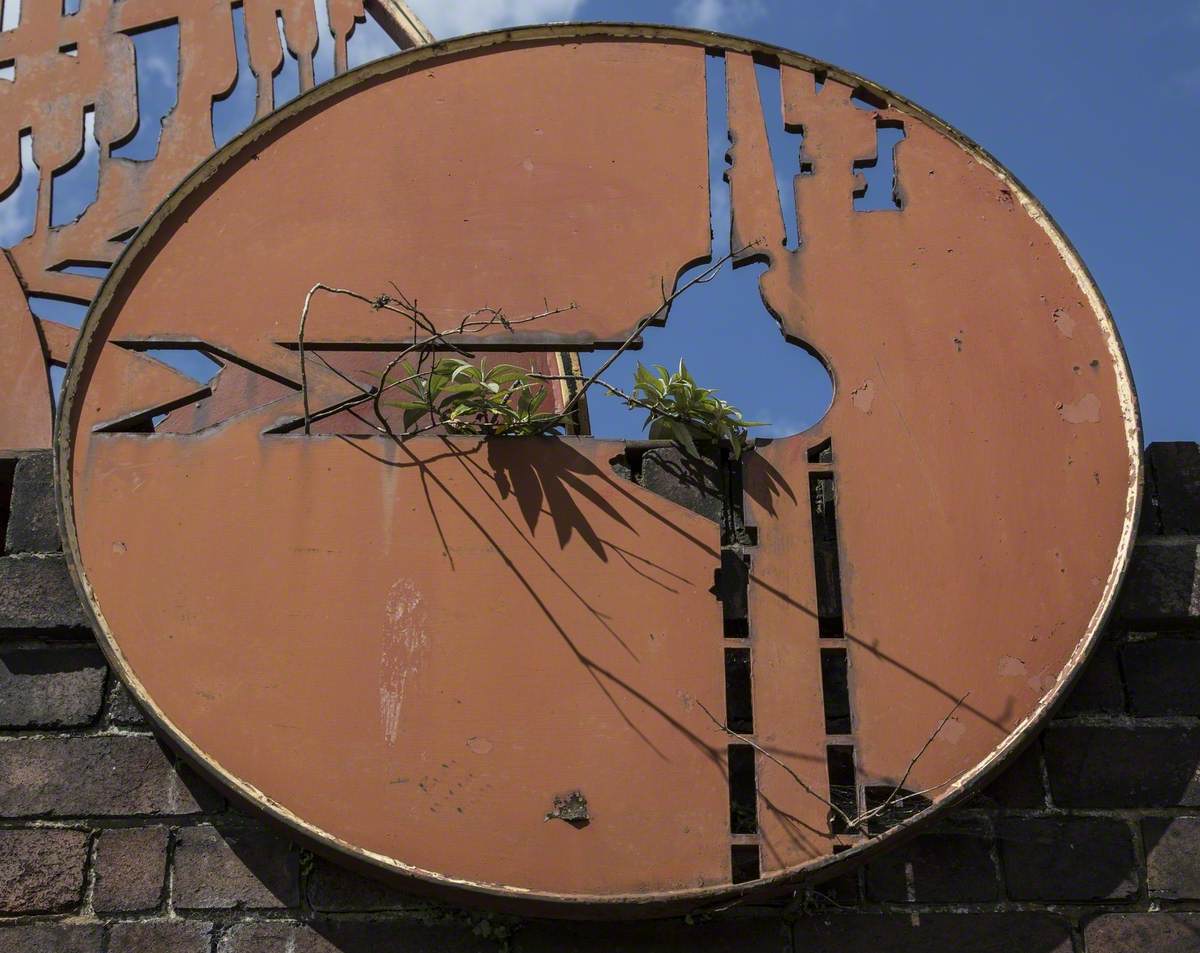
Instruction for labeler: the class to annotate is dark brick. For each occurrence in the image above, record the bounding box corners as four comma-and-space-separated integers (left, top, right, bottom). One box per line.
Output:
980, 743, 1046, 808
0, 646, 106, 727
1120, 542, 1200, 624
1044, 724, 1200, 807
1145, 816, 1200, 899
107, 679, 148, 728
1145, 442, 1200, 536
1123, 639, 1200, 715
173, 823, 299, 909
0, 827, 88, 913
1059, 639, 1125, 714
93, 825, 168, 912
516, 919, 788, 953
998, 816, 1137, 900
790, 913, 1072, 953
1084, 912, 1200, 952
0, 923, 102, 953
108, 920, 213, 953
306, 856, 433, 912
637, 445, 724, 523
218, 921, 489, 953
4, 452, 60, 553
0, 735, 216, 816
0, 554, 87, 628
866, 823, 999, 902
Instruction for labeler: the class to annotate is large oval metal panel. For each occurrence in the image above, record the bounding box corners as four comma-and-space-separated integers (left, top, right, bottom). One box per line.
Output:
59, 26, 1140, 916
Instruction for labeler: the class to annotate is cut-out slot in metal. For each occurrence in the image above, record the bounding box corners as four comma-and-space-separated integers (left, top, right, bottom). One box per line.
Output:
724, 647, 754, 734
826, 744, 858, 834
820, 647, 851, 735
809, 472, 844, 637
728, 743, 758, 835
807, 437, 833, 464
730, 843, 760, 884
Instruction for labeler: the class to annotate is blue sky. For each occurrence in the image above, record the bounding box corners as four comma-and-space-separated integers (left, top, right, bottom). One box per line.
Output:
6, 1, 1196, 443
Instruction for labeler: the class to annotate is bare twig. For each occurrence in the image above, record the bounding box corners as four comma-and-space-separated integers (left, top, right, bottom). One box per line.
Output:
695, 690, 966, 837
294, 243, 753, 442
854, 692, 968, 828
694, 699, 857, 831
554, 242, 758, 428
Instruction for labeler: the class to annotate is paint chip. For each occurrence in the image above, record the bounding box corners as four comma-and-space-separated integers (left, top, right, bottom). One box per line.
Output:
1057, 393, 1100, 424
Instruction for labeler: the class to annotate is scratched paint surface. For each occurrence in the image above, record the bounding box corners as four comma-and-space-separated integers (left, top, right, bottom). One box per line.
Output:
62, 29, 1139, 911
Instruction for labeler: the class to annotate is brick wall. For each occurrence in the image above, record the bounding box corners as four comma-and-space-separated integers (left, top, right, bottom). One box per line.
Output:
1, 443, 1198, 953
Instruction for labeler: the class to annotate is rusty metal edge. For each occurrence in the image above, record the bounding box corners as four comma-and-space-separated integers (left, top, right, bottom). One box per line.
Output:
54, 23, 1143, 919
369, 0, 434, 47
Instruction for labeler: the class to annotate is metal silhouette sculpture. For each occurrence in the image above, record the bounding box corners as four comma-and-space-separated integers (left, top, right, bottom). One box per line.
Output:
58, 26, 1140, 915
0, 0, 431, 451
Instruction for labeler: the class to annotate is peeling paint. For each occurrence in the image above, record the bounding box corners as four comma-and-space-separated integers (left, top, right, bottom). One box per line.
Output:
1057, 393, 1101, 424
1052, 307, 1075, 338
379, 578, 429, 745
850, 379, 876, 414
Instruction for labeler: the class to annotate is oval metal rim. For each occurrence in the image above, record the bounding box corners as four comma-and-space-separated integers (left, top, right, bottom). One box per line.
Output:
55, 22, 1143, 918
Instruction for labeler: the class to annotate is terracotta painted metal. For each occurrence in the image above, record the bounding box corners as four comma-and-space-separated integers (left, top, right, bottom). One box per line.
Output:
59, 26, 1141, 915
0, 0, 431, 451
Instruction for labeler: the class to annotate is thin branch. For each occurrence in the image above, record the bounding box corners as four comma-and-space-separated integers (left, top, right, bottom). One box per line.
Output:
695, 690, 966, 838
694, 699, 857, 831
554, 242, 758, 428
855, 692, 968, 829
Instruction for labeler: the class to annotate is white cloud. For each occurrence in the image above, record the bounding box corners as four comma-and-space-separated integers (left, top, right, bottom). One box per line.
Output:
407, 0, 584, 39
673, 0, 766, 32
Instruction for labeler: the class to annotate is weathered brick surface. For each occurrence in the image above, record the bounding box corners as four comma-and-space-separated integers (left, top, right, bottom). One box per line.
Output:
0, 735, 216, 816
218, 921, 490, 953
637, 445, 724, 523
998, 816, 1137, 900
1144, 442, 1200, 535
1059, 639, 1125, 713
1084, 912, 1200, 952
108, 919, 213, 953
1043, 724, 1200, 807
1145, 816, 1200, 899
106, 680, 148, 727
0, 555, 87, 628
173, 823, 299, 909
789, 914, 1073, 952
0, 646, 106, 727
0, 923, 103, 953
0, 827, 88, 913
4, 452, 60, 553
93, 825, 168, 912
306, 857, 432, 912
866, 822, 999, 902
516, 920, 789, 953
1120, 542, 1200, 623
980, 743, 1046, 808
1122, 638, 1200, 715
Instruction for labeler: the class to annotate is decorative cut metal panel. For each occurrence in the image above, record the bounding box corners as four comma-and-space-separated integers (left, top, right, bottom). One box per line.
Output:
0, 0, 431, 451
58, 26, 1140, 916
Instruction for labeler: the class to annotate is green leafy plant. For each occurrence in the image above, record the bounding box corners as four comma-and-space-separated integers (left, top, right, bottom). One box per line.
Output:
621, 360, 762, 458
387, 357, 565, 437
